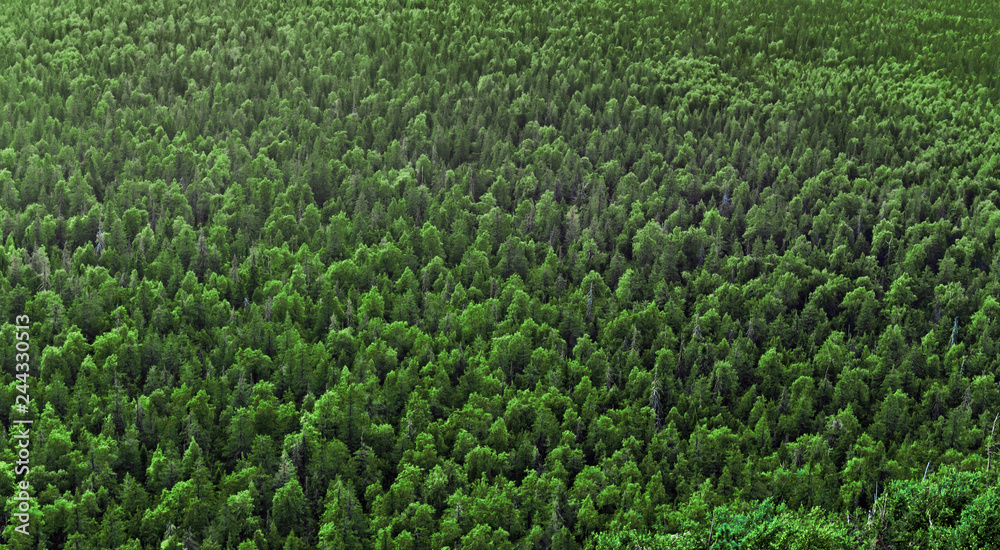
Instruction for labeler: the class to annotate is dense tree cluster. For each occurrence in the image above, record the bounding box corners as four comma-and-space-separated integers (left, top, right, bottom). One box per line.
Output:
1, 0, 999, 548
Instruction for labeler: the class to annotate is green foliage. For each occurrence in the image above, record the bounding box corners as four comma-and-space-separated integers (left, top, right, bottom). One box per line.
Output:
0, 0, 998, 547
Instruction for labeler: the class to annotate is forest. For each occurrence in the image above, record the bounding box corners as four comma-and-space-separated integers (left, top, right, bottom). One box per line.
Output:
1, 0, 1000, 548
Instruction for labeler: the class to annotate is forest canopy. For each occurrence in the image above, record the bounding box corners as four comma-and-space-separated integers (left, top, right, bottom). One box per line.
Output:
1, 0, 1000, 548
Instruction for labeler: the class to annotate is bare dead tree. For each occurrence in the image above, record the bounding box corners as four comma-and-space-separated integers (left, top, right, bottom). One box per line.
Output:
988, 412, 999, 473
